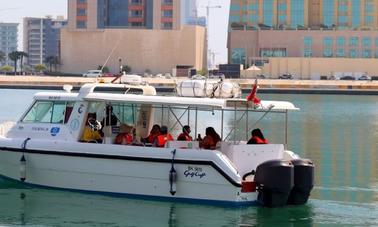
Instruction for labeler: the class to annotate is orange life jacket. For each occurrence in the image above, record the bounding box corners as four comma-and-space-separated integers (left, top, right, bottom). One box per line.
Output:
146, 133, 159, 144
115, 133, 133, 145
250, 136, 268, 144
177, 133, 192, 141
157, 134, 173, 147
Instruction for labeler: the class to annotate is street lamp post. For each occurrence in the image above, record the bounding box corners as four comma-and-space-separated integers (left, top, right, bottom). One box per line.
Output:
205, 4, 221, 71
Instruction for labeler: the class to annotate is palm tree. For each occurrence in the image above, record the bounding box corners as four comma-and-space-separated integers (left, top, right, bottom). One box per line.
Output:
8, 51, 21, 75
45, 56, 55, 72
0, 51, 6, 65
18, 51, 28, 75
52, 56, 60, 72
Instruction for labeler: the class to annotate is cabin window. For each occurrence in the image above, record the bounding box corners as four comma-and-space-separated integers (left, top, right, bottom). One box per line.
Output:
22, 101, 75, 124
112, 103, 138, 125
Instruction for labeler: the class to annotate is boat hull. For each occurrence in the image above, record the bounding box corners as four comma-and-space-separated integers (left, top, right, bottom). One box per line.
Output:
0, 147, 257, 205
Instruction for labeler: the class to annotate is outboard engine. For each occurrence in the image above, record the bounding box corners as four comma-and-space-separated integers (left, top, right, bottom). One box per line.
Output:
287, 159, 314, 205
255, 160, 294, 207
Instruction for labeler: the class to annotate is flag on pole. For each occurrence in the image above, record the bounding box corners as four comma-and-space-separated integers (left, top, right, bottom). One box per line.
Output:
246, 79, 261, 106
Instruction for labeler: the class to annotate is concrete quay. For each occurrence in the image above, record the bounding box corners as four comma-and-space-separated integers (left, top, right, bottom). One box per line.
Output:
0, 75, 378, 95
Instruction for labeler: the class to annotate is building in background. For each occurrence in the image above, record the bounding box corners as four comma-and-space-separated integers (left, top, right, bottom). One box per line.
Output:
23, 16, 67, 67
61, 0, 206, 75
181, 0, 206, 27
228, 0, 378, 79
71, 0, 181, 30
0, 23, 18, 66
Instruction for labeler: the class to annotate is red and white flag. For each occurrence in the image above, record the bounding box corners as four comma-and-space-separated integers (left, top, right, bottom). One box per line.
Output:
246, 79, 261, 105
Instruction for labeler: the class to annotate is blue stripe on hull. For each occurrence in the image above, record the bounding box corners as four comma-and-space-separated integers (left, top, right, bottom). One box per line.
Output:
0, 175, 258, 207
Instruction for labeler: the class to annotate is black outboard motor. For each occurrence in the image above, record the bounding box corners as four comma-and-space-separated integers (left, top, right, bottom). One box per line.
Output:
287, 159, 315, 205
255, 160, 294, 207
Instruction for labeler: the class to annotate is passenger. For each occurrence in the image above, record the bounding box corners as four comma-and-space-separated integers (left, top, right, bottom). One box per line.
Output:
81, 113, 103, 143
103, 105, 118, 127
142, 124, 161, 144
177, 125, 193, 141
155, 125, 173, 147
115, 124, 135, 145
247, 128, 268, 144
199, 127, 221, 150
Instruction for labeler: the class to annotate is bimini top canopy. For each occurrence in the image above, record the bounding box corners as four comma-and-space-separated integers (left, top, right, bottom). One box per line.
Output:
83, 93, 299, 111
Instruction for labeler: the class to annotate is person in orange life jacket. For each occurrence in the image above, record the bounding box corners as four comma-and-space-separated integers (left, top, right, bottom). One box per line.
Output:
142, 124, 160, 144
177, 125, 192, 141
155, 125, 173, 147
199, 127, 221, 150
115, 124, 135, 145
247, 128, 268, 144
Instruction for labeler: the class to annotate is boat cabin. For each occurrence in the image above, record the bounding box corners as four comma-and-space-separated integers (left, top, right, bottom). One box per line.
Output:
9, 82, 298, 152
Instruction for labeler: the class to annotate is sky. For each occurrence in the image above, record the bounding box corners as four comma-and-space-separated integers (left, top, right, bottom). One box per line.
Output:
0, 0, 230, 65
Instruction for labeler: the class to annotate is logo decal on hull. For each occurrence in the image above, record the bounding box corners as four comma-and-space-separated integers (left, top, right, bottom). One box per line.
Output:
50, 127, 60, 136
184, 166, 206, 179
70, 119, 80, 131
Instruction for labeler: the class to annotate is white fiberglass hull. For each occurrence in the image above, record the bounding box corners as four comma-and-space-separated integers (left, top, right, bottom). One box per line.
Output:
0, 139, 256, 205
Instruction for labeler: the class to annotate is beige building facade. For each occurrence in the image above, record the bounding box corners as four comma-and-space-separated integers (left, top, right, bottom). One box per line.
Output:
229, 0, 378, 78
61, 25, 206, 74
243, 57, 378, 79
61, 0, 206, 75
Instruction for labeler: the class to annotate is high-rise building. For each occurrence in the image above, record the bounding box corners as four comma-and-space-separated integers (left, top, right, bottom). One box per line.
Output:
0, 23, 18, 66
61, 0, 206, 75
23, 16, 67, 67
181, 0, 206, 27
68, 0, 181, 30
228, 0, 378, 78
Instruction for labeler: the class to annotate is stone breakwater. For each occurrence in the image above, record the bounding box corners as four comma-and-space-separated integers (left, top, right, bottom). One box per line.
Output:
0, 75, 378, 93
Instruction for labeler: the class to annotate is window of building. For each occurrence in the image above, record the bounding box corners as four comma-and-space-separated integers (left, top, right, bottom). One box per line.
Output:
304, 36, 312, 46
336, 48, 345, 57
324, 37, 333, 46
231, 48, 246, 64
229, 15, 241, 23
77, 0, 86, 3
130, 22, 143, 27
230, 4, 241, 11
130, 0, 142, 5
249, 15, 259, 25
337, 37, 345, 46
351, 0, 361, 28
362, 49, 371, 58
349, 37, 359, 46
277, 0, 287, 25
349, 49, 358, 58
249, 1, 259, 11
323, 0, 335, 27
76, 20, 87, 29
161, 22, 173, 29
362, 37, 371, 47
304, 49, 312, 57
162, 10, 173, 18
365, 16, 374, 25
290, 0, 304, 28
375, 38, 378, 47
162, 0, 173, 5
130, 10, 143, 18
263, 0, 274, 27
260, 48, 287, 57
323, 37, 333, 57
77, 8, 86, 16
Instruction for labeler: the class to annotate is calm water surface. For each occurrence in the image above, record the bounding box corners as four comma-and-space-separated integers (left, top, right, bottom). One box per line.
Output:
0, 89, 377, 226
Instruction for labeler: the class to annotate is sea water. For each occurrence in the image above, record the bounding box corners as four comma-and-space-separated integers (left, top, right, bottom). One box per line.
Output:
0, 88, 377, 226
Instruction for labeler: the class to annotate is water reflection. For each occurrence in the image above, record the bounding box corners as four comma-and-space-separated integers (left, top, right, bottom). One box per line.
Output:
0, 186, 315, 227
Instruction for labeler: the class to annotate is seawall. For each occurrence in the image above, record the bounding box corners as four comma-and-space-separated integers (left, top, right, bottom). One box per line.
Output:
1, 75, 378, 95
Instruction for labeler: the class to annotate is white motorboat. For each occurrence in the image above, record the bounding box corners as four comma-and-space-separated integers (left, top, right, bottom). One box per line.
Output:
0, 79, 314, 207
